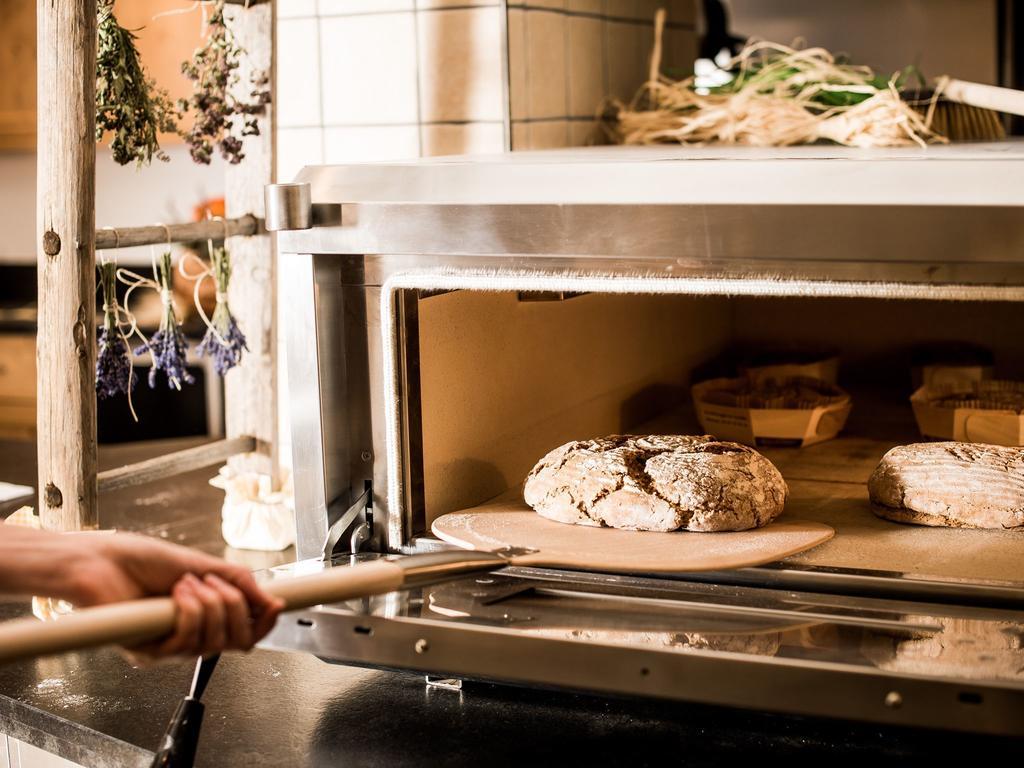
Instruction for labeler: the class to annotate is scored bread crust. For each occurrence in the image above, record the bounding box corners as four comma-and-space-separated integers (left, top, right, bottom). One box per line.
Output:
868, 442, 1024, 530
523, 435, 788, 532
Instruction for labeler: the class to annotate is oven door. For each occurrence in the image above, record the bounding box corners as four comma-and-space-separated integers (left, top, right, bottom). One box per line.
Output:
259, 555, 1024, 736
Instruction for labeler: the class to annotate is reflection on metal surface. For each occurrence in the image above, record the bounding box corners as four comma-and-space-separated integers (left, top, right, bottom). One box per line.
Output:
862, 617, 1024, 681
260, 563, 1024, 734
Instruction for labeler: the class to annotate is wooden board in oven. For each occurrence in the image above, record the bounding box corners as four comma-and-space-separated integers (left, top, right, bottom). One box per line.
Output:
432, 490, 834, 574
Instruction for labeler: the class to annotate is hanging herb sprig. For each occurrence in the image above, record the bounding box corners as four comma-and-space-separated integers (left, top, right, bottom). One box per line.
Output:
194, 246, 248, 375
95, 0, 180, 166
178, 1, 271, 164
134, 252, 195, 390
96, 262, 137, 401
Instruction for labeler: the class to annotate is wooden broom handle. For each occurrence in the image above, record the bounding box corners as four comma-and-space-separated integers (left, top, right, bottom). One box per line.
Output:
941, 77, 1024, 118
0, 560, 406, 666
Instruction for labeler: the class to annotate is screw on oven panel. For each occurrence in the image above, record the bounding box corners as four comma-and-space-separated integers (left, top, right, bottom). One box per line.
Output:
884, 691, 903, 709
361, 451, 373, 462
415, 638, 429, 654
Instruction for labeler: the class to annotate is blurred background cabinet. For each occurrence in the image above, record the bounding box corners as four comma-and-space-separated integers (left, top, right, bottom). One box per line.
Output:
0, 1, 35, 150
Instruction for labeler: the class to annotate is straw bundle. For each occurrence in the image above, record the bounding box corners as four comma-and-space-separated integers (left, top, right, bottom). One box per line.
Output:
606, 12, 944, 149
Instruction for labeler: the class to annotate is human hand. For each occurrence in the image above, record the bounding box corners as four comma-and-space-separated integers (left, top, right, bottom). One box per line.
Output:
61, 533, 285, 660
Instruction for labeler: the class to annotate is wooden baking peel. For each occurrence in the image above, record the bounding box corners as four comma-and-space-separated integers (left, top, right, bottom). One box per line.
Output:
0, 514, 832, 665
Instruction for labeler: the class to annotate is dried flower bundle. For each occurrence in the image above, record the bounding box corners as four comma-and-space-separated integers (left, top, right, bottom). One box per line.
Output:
178, 1, 271, 164
95, 0, 179, 166
95, 262, 136, 399
196, 246, 248, 375
134, 252, 195, 390
608, 32, 943, 149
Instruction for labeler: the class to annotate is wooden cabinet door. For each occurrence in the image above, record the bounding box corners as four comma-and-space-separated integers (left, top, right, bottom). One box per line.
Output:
0, 0, 36, 150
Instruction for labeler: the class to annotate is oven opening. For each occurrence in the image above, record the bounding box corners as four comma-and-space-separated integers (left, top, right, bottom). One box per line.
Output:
402, 288, 1024, 592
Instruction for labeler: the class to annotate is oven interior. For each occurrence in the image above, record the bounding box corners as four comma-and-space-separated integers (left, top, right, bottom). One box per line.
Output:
406, 289, 1024, 589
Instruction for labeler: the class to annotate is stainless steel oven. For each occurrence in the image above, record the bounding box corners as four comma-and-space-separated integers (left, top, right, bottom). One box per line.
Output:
262, 143, 1024, 736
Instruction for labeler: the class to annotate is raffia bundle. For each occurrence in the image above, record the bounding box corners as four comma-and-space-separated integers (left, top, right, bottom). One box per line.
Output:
607, 11, 944, 149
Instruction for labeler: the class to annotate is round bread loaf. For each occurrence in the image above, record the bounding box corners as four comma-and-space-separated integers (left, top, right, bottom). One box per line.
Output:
523, 435, 787, 532
868, 442, 1024, 529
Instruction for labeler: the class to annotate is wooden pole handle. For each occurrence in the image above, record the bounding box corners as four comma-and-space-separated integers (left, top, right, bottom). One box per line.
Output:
942, 78, 1024, 118
0, 560, 406, 666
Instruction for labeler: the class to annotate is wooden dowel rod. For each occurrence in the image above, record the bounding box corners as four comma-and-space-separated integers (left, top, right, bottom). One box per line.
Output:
97, 435, 257, 494
94, 214, 261, 250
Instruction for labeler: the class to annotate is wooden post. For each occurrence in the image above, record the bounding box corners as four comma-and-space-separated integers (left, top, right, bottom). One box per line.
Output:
36, 0, 99, 531
224, 2, 278, 483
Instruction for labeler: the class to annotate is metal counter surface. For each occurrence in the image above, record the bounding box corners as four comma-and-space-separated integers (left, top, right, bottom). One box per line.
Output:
1, 439, 1023, 766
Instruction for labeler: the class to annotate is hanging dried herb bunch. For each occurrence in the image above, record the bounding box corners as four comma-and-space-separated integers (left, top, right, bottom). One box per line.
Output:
134, 252, 195, 390
95, 0, 179, 166
195, 245, 248, 375
96, 262, 136, 399
178, 1, 271, 164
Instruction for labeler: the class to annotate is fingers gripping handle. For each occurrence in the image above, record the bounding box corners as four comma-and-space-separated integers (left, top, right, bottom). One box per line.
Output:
0, 560, 407, 665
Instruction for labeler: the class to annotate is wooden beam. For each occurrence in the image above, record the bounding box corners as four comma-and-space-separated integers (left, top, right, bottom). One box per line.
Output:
36, 0, 98, 531
94, 214, 260, 250
97, 436, 257, 494
224, 2, 279, 483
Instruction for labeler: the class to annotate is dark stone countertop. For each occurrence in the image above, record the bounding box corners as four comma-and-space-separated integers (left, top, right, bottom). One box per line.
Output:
2, 438, 1023, 767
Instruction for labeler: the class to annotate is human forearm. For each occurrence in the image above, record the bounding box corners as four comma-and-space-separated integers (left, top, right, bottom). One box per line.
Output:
0, 524, 284, 659
0, 525, 88, 602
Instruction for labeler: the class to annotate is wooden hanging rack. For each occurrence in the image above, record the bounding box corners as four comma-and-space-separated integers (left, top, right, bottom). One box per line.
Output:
36, 0, 278, 531
94, 214, 261, 250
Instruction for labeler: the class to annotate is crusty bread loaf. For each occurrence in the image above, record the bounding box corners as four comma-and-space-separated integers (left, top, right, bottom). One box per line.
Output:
523, 435, 787, 532
868, 442, 1024, 529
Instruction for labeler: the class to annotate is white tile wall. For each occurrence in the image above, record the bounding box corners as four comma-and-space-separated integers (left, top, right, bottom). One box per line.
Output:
318, 0, 414, 14
319, 13, 419, 125
607, 0, 661, 20
275, 1, 698, 161
527, 120, 572, 148
421, 122, 505, 156
567, 0, 603, 12
417, 7, 505, 122
567, 14, 603, 117
525, 9, 568, 118
277, 18, 321, 127
279, 0, 317, 18
605, 19, 647, 102
277, 127, 324, 180
507, 1, 697, 149
417, 0, 499, 6
507, 9, 528, 120
323, 125, 420, 163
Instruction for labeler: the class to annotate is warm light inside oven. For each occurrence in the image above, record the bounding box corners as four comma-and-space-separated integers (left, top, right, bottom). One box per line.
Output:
409, 290, 1024, 585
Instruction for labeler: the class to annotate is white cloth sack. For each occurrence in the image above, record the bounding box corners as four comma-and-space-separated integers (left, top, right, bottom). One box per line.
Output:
210, 466, 296, 551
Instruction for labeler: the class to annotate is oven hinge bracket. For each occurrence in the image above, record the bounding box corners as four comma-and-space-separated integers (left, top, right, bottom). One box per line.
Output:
321, 480, 373, 561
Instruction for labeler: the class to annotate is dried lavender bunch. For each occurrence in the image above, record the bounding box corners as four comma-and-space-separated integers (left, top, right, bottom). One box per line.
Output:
178, 2, 271, 165
196, 246, 248, 375
95, 262, 136, 399
134, 252, 195, 389
95, 0, 179, 166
